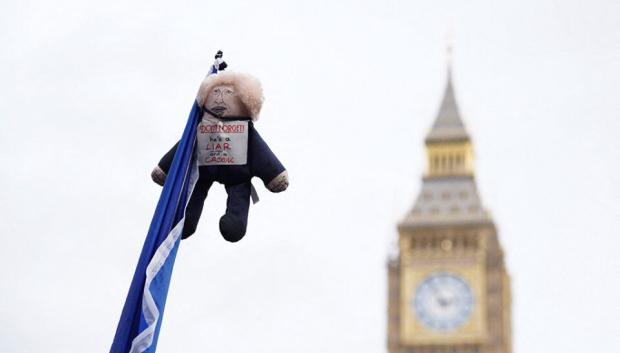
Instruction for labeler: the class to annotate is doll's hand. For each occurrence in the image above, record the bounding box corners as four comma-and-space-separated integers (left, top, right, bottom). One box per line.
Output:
266, 170, 289, 193
151, 166, 167, 186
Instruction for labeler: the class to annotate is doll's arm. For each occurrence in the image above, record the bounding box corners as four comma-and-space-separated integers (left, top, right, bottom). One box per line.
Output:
151, 141, 179, 186
250, 128, 289, 193
266, 170, 289, 192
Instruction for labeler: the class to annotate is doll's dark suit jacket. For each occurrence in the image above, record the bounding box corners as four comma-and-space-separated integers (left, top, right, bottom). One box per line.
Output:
157, 120, 285, 239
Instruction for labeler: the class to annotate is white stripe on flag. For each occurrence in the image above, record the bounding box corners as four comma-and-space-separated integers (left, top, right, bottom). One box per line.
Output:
129, 158, 199, 353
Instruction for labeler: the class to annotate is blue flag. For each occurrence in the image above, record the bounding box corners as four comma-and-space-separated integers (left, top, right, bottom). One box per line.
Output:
110, 66, 218, 353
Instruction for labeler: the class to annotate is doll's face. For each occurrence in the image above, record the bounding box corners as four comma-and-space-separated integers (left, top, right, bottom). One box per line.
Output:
205, 84, 249, 118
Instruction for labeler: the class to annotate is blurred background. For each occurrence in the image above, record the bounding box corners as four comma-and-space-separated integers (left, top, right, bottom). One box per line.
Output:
0, 0, 619, 352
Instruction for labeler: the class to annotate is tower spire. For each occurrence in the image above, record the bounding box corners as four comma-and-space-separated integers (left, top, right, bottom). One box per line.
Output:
399, 46, 487, 228
423, 49, 475, 178
425, 46, 469, 143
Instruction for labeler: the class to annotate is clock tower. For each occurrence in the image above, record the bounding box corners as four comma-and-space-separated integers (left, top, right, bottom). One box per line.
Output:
387, 69, 512, 353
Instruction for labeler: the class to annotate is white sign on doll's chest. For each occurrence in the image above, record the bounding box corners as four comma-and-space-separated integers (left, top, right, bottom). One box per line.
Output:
197, 120, 248, 166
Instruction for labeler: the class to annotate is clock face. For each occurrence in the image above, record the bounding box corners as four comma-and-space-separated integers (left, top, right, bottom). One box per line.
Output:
412, 273, 474, 331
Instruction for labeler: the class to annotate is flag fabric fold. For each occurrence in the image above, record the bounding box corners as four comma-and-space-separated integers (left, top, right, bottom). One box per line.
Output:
110, 66, 218, 353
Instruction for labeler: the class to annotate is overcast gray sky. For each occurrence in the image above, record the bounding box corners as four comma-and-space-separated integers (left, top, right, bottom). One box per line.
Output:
1, 0, 619, 352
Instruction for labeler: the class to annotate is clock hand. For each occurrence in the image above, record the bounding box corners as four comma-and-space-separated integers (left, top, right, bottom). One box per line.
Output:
430, 282, 443, 297
430, 283, 447, 307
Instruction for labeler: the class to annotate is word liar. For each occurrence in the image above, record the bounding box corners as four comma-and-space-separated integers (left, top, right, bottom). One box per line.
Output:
205, 143, 231, 151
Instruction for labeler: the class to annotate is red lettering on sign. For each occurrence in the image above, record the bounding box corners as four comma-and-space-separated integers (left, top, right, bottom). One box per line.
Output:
205, 156, 235, 163
200, 123, 246, 134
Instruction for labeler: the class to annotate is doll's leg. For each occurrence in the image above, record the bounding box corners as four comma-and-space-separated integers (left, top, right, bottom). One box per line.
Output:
182, 179, 213, 239
219, 181, 251, 242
